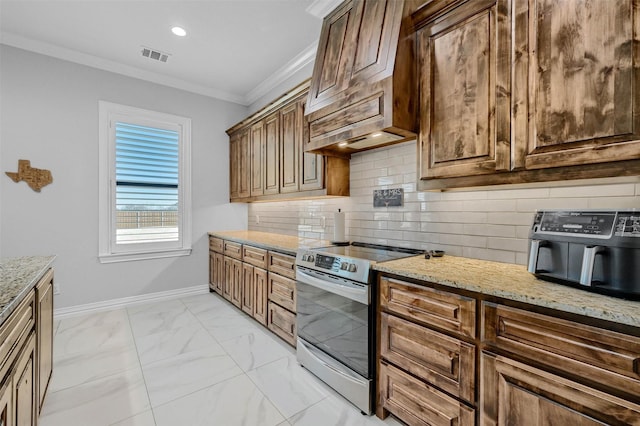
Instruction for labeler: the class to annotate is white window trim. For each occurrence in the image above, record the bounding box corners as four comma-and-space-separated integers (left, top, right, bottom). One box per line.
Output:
98, 101, 192, 263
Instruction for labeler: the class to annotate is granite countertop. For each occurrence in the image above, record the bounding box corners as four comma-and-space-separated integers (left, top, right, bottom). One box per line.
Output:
208, 230, 332, 255
0, 256, 56, 325
374, 254, 640, 328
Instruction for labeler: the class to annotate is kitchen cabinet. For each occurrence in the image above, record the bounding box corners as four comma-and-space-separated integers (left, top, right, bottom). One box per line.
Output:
36, 269, 53, 414
229, 129, 250, 199
417, 0, 640, 190
0, 375, 12, 426
305, 0, 419, 155
377, 276, 476, 424
417, 0, 510, 179
376, 272, 640, 425
208, 236, 295, 343
13, 334, 35, 426
226, 81, 349, 203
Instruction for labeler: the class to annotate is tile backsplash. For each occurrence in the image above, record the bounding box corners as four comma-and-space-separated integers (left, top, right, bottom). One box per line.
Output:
248, 141, 640, 265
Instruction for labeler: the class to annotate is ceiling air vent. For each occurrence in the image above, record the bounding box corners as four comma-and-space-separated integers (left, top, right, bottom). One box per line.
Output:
141, 46, 170, 63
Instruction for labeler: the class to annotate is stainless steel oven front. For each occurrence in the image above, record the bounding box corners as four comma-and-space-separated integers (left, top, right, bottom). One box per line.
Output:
295, 266, 374, 414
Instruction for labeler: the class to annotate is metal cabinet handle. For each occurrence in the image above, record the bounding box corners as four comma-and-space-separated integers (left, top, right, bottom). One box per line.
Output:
580, 245, 605, 286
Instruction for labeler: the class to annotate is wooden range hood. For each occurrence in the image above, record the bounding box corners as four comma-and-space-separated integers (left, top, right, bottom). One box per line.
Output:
304, 0, 420, 157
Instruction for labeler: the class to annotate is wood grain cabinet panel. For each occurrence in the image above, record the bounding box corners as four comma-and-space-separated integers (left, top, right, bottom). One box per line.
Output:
249, 121, 265, 197
482, 302, 640, 398
253, 268, 269, 326
208, 237, 224, 253
481, 352, 640, 426
230, 129, 250, 199
241, 263, 254, 316
379, 362, 475, 426
223, 241, 243, 260
268, 273, 296, 313
264, 113, 280, 195
514, 0, 640, 170
418, 0, 511, 179
267, 301, 297, 347
36, 270, 53, 413
231, 259, 243, 309
280, 101, 300, 193
210, 252, 224, 295
0, 376, 12, 426
267, 252, 296, 280
242, 246, 268, 269
0, 294, 35, 382
14, 333, 35, 426
380, 277, 476, 339
380, 313, 475, 403
223, 256, 233, 301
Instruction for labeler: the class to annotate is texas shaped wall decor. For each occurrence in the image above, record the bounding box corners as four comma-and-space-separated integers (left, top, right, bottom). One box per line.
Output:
5, 159, 53, 192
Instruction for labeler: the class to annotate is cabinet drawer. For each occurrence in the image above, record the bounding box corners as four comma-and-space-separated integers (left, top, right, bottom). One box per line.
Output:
267, 301, 296, 347
242, 245, 268, 269
223, 241, 243, 260
481, 352, 640, 426
0, 292, 35, 380
380, 277, 476, 340
268, 273, 296, 312
209, 236, 224, 253
482, 302, 640, 398
379, 362, 475, 426
381, 313, 475, 403
268, 252, 296, 280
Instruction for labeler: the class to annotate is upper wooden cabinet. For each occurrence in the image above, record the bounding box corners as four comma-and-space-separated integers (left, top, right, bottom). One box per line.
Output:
226, 81, 349, 202
515, 0, 640, 170
418, 0, 511, 179
304, 0, 420, 156
418, 0, 640, 190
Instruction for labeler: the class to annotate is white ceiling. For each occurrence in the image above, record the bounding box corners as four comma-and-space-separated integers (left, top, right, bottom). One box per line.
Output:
0, 0, 340, 105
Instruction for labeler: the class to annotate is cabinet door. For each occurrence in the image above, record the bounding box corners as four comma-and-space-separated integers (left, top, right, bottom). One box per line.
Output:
36, 270, 53, 413
481, 352, 640, 426
250, 121, 264, 197
267, 302, 297, 347
229, 133, 239, 199
264, 113, 280, 195
231, 259, 243, 308
14, 334, 35, 426
223, 256, 233, 301
237, 129, 250, 198
514, 0, 640, 170
298, 99, 324, 191
209, 251, 216, 292
214, 252, 224, 295
0, 376, 13, 426
253, 268, 268, 326
418, 0, 511, 179
280, 102, 300, 193
241, 263, 254, 316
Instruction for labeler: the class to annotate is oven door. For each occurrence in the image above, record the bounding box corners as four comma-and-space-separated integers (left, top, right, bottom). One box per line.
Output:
295, 267, 370, 378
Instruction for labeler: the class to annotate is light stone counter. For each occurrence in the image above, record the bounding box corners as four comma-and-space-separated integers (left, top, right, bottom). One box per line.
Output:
208, 230, 332, 256
0, 255, 56, 325
374, 254, 640, 328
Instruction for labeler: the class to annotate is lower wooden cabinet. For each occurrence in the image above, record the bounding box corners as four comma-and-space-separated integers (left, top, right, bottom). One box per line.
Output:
253, 268, 268, 326
481, 352, 640, 425
267, 272, 296, 312
36, 270, 53, 413
0, 375, 13, 426
14, 333, 35, 426
230, 259, 243, 309
379, 362, 475, 426
267, 302, 296, 347
241, 263, 255, 316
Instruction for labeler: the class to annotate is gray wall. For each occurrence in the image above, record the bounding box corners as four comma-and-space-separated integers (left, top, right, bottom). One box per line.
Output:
0, 45, 248, 309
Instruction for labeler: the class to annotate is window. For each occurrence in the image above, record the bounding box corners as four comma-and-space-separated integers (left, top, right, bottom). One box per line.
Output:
99, 101, 191, 263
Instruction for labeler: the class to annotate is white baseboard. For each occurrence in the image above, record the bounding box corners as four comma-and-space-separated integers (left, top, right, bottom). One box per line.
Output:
54, 284, 210, 319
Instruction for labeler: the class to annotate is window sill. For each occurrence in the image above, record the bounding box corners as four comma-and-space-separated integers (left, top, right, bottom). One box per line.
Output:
99, 248, 191, 264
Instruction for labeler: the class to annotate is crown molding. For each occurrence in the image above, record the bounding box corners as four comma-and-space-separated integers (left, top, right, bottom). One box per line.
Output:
0, 32, 246, 105
243, 41, 318, 106
306, 0, 343, 18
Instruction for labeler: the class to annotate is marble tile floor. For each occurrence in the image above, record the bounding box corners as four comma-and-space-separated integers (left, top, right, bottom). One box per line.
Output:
40, 292, 405, 426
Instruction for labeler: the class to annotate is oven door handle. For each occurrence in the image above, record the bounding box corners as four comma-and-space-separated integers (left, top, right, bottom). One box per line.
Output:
296, 269, 369, 305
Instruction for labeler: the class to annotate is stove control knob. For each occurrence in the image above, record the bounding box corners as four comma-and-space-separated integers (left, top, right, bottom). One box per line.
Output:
348, 264, 358, 272
301, 254, 309, 262
340, 262, 348, 270
307, 255, 315, 263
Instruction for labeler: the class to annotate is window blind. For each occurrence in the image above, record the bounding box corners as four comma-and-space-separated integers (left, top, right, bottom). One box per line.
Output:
115, 122, 179, 244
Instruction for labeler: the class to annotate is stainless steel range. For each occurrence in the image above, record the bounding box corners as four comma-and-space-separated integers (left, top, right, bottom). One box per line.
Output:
295, 242, 424, 414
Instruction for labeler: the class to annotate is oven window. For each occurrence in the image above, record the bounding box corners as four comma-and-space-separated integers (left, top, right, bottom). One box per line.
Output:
296, 280, 370, 377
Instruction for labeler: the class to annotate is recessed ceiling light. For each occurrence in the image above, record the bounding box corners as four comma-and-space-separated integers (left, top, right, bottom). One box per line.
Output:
371, 132, 382, 138
171, 26, 187, 37
338, 141, 348, 147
